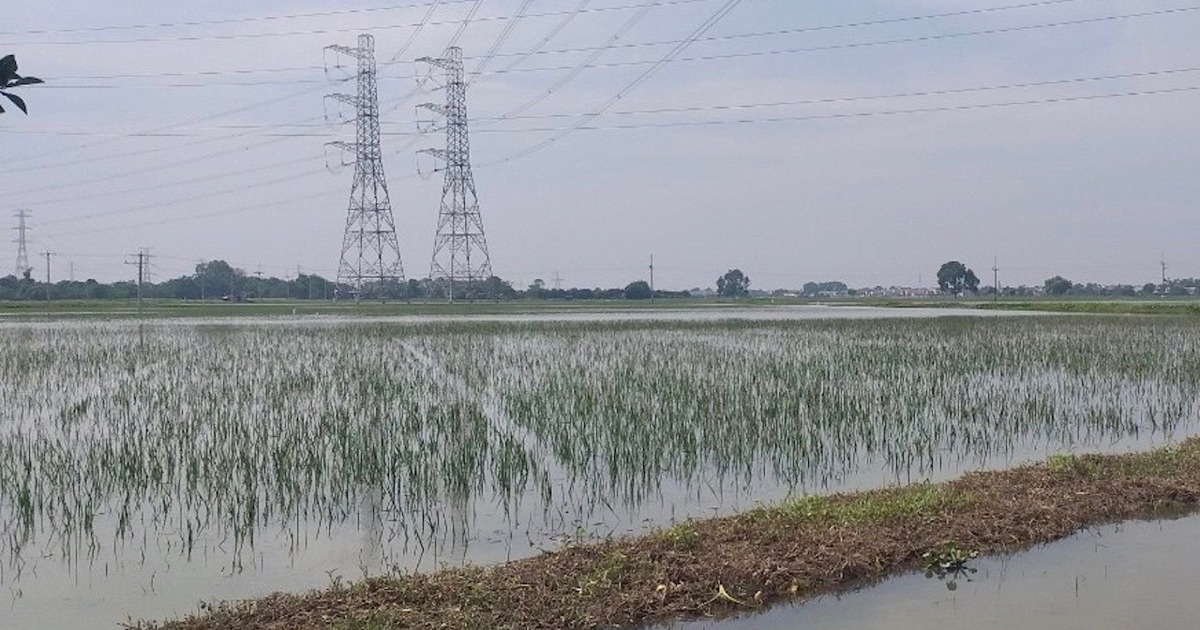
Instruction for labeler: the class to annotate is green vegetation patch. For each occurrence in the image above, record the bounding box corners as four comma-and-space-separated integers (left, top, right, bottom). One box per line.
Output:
746, 484, 973, 527
1048, 441, 1200, 479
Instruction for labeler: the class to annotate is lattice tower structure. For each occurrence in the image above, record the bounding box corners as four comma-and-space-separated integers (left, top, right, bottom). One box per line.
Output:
12, 209, 31, 278
326, 34, 404, 299
417, 47, 492, 299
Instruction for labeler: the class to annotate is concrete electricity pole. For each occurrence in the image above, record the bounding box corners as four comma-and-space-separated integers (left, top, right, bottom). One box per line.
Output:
40, 250, 53, 300
125, 250, 150, 311
992, 257, 999, 303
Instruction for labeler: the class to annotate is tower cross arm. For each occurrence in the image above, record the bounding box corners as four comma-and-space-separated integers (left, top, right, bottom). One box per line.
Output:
326, 93, 360, 109
416, 56, 456, 71
417, 102, 450, 117
417, 147, 451, 161
325, 44, 363, 58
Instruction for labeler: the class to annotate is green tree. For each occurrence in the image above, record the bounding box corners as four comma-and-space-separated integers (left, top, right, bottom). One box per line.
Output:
716, 269, 750, 297
405, 278, 425, 299
526, 278, 546, 299
802, 281, 848, 297
1142, 282, 1158, 296
624, 280, 652, 300
1, 55, 42, 114
937, 261, 980, 296
1043, 276, 1073, 296
195, 260, 243, 299
482, 276, 516, 300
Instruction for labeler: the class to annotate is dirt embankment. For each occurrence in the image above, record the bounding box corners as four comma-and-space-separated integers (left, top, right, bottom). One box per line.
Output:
135, 439, 1200, 630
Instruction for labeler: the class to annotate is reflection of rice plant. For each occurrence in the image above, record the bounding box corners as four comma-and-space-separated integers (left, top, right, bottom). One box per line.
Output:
922, 543, 978, 591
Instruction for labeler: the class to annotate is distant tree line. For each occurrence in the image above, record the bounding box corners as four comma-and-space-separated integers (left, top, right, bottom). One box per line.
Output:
1040, 276, 1198, 297
933, 260, 1194, 298
0, 260, 693, 302
4, 258, 1189, 302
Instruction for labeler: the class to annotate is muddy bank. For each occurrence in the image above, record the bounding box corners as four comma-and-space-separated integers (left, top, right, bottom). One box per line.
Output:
134, 439, 1200, 630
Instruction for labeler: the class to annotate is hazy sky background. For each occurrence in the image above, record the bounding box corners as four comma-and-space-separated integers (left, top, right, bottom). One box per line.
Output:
2, 0, 1197, 290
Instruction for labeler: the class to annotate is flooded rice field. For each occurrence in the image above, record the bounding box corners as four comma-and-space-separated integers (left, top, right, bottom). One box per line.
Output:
1, 311, 1197, 627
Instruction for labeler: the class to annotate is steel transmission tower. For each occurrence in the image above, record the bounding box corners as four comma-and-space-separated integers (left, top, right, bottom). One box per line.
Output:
325, 34, 404, 299
417, 47, 492, 300
12, 209, 31, 277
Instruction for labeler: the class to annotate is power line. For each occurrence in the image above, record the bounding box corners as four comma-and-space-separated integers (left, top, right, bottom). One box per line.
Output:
0, 97, 333, 174
496, 0, 659, 119
488, 0, 749, 165
0, 81, 336, 169
464, 64, 1200, 126
467, 0, 537, 79
40, 0, 1126, 85
21, 152, 321, 208
7, 1, 1198, 238
15, 64, 1200, 139
7, 0, 1117, 48
0, 85, 422, 180
0, 0, 480, 37
386, 0, 443, 63
4, 134, 314, 199
41, 188, 345, 239
446, 0, 486, 49
10, 0, 716, 46
15, 67, 1200, 227
479, 0, 1122, 63
38, 166, 328, 228
475, 4, 1200, 81
474, 84, 1200, 135
485, 0, 595, 81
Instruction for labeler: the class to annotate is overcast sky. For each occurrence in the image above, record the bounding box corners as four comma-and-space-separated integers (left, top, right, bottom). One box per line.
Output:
2, 0, 1197, 290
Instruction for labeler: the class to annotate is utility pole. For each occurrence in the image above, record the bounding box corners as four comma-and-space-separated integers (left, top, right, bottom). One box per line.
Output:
1161, 253, 1169, 287
69, 261, 75, 282
40, 251, 53, 301
198, 260, 206, 300
552, 270, 563, 291
650, 254, 656, 301
325, 33, 405, 302
992, 257, 999, 303
125, 250, 149, 311
12, 209, 31, 277
417, 46, 493, 303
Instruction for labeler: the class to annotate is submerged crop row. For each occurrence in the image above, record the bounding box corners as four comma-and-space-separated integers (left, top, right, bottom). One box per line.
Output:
0, 316, 1197, 585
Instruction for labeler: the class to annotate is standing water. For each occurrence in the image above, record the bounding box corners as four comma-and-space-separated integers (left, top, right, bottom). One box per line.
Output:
0, 309, 1197, 628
